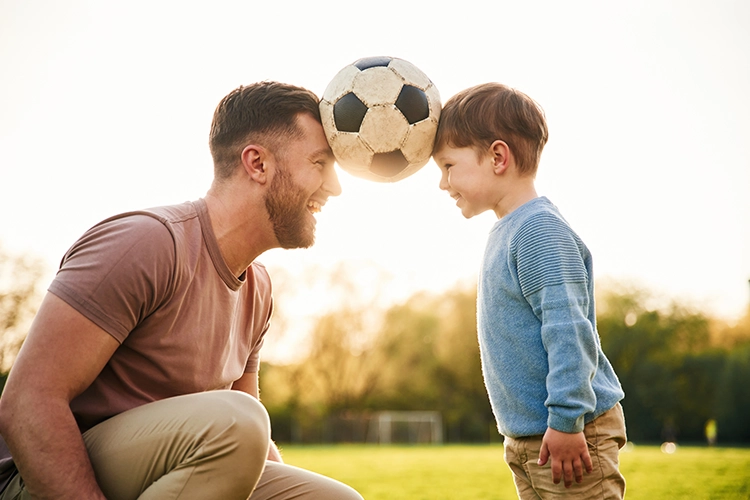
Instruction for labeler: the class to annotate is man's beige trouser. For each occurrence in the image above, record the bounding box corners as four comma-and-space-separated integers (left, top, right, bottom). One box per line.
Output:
1, 391, 362, 500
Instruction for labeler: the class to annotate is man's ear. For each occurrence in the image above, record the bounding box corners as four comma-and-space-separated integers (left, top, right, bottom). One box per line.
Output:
241, 145, 269, 184
490, 140, 511, 175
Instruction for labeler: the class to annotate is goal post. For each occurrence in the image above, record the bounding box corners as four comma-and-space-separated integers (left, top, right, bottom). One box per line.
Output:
368, 411, 443, 445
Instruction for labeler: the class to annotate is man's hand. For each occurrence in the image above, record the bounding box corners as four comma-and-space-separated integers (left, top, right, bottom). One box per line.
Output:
267, 441, 283, 463
538, 427, 593, 488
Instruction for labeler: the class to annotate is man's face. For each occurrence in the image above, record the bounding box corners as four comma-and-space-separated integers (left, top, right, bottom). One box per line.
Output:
264, 114, 341, 249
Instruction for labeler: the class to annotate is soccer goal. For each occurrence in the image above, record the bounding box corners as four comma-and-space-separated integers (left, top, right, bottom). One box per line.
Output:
367, 411, 443, 445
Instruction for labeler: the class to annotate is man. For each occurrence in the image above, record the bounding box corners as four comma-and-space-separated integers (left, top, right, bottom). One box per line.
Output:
0, 82, 362, 500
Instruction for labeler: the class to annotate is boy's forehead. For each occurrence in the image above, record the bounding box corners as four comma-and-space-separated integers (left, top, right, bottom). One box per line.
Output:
432, 145, 451, 160
433, 144, 464, 160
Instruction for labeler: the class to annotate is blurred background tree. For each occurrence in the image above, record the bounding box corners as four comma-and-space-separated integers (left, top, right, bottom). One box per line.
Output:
1, 251, 748, 445
262, 268, 750, 445
0, 246, 47, 390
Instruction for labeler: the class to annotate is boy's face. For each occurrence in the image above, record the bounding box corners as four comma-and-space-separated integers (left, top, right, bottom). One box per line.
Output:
434, 145, 498, 219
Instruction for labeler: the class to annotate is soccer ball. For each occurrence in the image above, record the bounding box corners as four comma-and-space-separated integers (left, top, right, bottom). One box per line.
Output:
320, 56, 441, 183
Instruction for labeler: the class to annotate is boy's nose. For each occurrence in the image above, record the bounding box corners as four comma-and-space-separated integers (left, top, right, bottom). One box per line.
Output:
438, 169, 450, 191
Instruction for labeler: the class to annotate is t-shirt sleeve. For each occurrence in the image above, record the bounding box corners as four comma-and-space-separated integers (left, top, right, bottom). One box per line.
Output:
243, 265, 273, 374
511, 213, 598, 433
48, 213, 176, 344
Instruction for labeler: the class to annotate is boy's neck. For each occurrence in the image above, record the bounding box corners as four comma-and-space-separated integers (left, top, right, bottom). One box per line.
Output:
494, 180, 538, 219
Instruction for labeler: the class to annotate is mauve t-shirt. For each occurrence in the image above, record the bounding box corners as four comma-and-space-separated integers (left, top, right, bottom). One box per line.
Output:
0, 198, 272, 489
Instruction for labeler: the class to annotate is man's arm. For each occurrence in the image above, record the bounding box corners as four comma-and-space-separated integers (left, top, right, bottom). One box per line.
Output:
0, 293, 119, 500
232, 372, 283, 463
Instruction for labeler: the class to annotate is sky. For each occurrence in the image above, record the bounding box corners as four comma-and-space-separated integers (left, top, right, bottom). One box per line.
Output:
1, 1, 749, 359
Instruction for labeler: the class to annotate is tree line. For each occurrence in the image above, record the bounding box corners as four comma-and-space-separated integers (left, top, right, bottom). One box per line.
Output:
1, 248, 748, 444
260, 273, 750, 445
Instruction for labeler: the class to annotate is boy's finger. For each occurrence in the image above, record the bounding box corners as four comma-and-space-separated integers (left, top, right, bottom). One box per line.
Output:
537, 442, 549, 466
573, 458, 584, 484
583, 451, 594, 473
562, 461, 574, 488
551, 461, 562, 485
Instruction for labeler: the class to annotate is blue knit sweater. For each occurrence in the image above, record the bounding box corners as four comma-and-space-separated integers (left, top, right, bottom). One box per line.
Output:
477, 197, 624, 438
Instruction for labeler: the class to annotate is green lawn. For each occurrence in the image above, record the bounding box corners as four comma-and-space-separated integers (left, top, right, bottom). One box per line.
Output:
280, 443, 750, 499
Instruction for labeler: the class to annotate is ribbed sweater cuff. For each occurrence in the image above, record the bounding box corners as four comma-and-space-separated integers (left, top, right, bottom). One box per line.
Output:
548, 412, 585, 434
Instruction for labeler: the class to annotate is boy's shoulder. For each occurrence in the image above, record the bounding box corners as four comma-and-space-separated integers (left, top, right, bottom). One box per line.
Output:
498, 197, 567, 234
493, 197, 583, 255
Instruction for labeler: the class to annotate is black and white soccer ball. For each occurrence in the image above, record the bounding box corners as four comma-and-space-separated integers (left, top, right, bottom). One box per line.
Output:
320, 56, 441, 183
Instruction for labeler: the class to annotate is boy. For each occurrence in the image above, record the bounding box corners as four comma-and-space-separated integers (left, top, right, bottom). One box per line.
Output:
432, 83, 626, 499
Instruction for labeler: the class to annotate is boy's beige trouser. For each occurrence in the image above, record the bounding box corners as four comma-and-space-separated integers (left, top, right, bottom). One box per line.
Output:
1, 391, 362, 500
503, 403, 627, 500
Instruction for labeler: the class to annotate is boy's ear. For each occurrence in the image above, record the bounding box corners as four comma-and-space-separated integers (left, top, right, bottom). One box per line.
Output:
490, 140, 511, 175
241, 145, 269, 184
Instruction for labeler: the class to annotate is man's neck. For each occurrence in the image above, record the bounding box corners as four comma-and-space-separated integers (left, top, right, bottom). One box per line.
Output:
203, 190, 276, 278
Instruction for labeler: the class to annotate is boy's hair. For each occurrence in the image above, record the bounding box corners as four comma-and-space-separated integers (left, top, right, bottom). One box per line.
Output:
209, 81, 322, 180
434, 83, 549, 176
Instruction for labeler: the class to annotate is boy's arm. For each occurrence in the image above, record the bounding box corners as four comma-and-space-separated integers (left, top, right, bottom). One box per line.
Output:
514, 215, 599, 432
534, 282, 598, 431
513, 214, 599, 484
532, 289, 597, 486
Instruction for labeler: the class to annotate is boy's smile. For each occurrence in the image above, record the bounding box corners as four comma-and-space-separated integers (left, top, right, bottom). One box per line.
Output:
434, 145, 498, 219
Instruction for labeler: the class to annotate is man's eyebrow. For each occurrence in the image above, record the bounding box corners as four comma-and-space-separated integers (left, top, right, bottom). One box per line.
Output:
312, 148, 335, 161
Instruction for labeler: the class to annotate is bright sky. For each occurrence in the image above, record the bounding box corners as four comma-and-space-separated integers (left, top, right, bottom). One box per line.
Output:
1, 1, 749, 354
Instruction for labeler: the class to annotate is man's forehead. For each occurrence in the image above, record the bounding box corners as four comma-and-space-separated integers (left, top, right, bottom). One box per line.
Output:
310, 146, 334, 160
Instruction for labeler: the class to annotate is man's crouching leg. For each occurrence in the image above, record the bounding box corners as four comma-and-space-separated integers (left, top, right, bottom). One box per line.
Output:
83, 390, 270, 500
251, 461, 364, 500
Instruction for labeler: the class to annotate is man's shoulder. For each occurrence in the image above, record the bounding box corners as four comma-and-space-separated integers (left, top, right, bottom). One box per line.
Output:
84, 201, 196, 235
56, 202, 206, 289
92, 201, 204, 249
140, 200, 201, 225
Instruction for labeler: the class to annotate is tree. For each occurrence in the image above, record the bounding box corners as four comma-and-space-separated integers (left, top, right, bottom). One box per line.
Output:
716, 343, 750, 442
0, 246, 47, 387
596, 282, 744, 442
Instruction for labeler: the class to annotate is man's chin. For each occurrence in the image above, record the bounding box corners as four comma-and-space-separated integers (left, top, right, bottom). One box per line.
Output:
279, 230, 316, 250
282, 239, 314, 250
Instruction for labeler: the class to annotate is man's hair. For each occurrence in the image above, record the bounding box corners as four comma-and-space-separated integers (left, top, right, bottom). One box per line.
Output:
209, 81, 322, 180
433, 83, 549, 176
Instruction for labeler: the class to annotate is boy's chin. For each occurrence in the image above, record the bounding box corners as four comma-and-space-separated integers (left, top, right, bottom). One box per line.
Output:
460, 206, 483, 219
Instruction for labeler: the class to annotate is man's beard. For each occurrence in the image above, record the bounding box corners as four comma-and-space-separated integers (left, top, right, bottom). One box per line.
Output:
264, 165, 315, 249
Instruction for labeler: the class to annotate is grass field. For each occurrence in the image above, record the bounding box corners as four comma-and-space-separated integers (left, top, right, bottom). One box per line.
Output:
281, 443, 750, 499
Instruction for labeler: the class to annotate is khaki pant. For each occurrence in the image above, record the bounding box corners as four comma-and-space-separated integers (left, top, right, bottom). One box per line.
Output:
2, 391, 362, 500
503, 403, 627, 500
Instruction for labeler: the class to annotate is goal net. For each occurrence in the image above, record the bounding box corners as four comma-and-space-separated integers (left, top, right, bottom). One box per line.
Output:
366, 411, 443, 444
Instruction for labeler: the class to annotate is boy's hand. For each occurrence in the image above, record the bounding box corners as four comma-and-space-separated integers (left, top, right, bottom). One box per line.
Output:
538, 427, 593, 487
